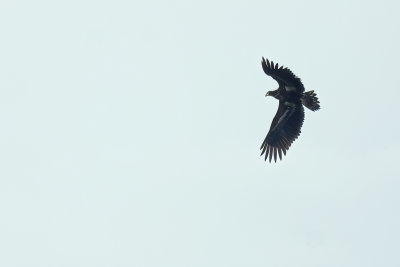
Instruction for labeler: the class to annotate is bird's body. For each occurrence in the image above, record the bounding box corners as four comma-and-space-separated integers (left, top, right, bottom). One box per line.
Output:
260, 57, 320, 162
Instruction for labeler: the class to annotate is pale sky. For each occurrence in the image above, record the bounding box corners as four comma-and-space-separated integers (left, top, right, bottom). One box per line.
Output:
1, 0, 400, 266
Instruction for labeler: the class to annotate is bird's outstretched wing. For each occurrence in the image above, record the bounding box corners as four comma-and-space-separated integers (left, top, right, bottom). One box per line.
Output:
260, 101, 305, 162
261, 57, 305, 93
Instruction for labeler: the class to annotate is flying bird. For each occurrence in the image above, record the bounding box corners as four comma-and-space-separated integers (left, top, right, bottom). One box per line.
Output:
260, 57, 320, 162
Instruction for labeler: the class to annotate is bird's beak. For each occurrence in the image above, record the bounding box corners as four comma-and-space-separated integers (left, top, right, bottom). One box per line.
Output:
265, 92, 269, 97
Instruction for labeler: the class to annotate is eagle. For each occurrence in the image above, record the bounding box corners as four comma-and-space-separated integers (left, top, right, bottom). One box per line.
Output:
260, 57, 320, 162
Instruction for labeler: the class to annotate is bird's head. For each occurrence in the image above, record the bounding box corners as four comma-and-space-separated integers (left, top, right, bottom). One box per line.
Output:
265, 89, 280, 99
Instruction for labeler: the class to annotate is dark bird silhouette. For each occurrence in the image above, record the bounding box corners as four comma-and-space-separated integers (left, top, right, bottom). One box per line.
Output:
260, 57, 320, 162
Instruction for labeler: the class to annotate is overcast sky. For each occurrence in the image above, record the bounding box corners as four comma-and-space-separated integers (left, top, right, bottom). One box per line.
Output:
1, 0, 400, 266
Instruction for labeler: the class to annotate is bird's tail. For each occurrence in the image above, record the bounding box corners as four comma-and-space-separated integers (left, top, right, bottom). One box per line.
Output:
301, 90, 320, 111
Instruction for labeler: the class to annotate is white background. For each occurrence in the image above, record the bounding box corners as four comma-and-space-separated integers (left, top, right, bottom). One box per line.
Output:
1, 0, 399, 266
